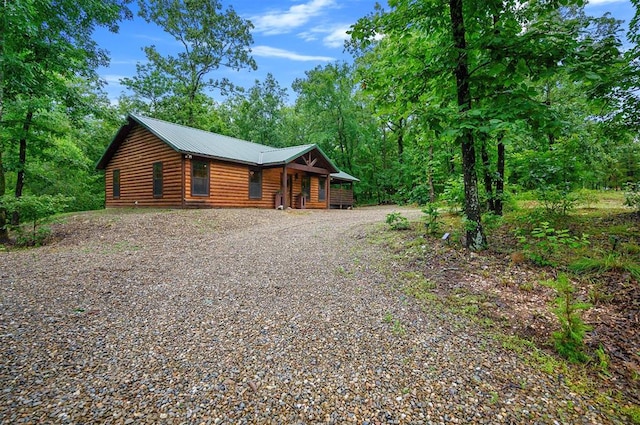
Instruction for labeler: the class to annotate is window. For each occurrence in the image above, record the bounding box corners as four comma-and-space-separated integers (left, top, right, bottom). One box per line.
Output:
113, 169, 120, 198
301, 175, 310, 197
192, 160, 209, 196
249, 168, 262, 199
318, 177, 326, 201
153, 162, 163, 198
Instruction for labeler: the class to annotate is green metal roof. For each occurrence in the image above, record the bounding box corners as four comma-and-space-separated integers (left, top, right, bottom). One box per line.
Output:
330, 170, 360, 182
97, 114, 347, 175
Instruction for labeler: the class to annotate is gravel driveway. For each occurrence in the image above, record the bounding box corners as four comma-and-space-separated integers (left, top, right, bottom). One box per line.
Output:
0, 207, 621, 424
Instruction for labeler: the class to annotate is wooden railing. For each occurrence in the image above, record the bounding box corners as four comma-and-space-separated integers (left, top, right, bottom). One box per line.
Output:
330, 187, 354, 208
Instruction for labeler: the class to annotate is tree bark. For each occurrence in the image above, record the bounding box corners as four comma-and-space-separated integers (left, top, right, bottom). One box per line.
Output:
0, 150, 7, 242
428, 141, 435, 203
449, 0, 486, 250
12, 109, 33, 225
495, 138, 505, 216
397, 117, 404, 162
480, 135, 495, 213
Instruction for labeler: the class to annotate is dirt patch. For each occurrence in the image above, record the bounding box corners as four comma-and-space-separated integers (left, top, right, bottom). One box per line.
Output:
380, 227, 639, 403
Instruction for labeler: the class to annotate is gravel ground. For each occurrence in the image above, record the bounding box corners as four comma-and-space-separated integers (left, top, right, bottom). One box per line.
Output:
0, 207, 624, 424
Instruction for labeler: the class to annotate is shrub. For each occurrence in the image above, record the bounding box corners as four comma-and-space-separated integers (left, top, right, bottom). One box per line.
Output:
543, 273, 592, 363
517, 221, 589, 266
442, 176, 465, 213
0, 194, 72, 246
536, 185, 580, 217
481, 212, 503, 232
573, 188, 599, 209
624, 182, 640, 214
421, 203, 441, 235
385, 212, 410, 230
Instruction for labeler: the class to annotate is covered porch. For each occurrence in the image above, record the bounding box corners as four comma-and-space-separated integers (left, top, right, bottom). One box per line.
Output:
273, 147, 337, 209
330, 171, 359, 209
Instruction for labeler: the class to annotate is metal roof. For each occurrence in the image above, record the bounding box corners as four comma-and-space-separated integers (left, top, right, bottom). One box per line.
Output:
97, 114, 348, 175
330, 170, 360, 182
134, 114, 285, 165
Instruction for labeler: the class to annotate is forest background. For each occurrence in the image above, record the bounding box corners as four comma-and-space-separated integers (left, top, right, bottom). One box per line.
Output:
1, 0, 639, 249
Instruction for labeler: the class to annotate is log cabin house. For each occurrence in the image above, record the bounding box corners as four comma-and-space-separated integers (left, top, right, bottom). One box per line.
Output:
96, 114, 359, 209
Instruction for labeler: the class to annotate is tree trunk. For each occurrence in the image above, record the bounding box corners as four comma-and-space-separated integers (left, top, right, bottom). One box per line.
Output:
0, 150, 7, 242
545, 83, 555, 147
449, 0, 486, 250
12, 109, 34, 226
428, 141, 435, 203
480, 136, 495, 213
495, 137, 505, 216
397, 117, 404, 162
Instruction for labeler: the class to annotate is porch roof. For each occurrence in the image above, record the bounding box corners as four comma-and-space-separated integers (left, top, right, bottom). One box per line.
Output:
330, 170, 360, 183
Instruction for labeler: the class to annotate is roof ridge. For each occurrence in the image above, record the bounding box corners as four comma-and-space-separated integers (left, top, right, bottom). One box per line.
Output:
131, 113, 272, 150
260, 144, 315, 153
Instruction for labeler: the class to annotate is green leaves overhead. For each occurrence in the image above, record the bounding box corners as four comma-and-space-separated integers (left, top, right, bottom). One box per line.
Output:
132, 0, 256, 126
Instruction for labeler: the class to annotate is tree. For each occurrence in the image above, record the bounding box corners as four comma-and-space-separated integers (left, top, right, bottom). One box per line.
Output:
349, 0, 630, 248
133, 0, 256, 127
447, 0, 485, 249
292, 63, 366, 173
0, 0, 130, 235
221, 73, 289, 146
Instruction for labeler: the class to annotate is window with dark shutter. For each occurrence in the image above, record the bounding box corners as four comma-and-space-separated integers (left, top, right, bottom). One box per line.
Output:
113, 169, 120, 198
153, 162, 163, 198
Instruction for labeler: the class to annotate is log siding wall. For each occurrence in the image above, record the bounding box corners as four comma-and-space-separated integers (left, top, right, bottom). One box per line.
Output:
105, 125, 183, 207
104, 125, 331, 209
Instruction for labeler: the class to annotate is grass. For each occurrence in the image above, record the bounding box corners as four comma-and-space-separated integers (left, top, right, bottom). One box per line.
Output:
382, 312, 407, 336
101, 240, 141, 254
570, 253, 640, 280
369, 190, 639, 424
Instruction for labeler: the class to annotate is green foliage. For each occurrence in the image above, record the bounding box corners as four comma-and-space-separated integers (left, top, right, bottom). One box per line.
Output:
128, 0, 256, 126
402, 271, 436, 302
536, 185, 581, 217
624, 182, 640, 213
481, 212, 503, 232
421, 204, 441, 235
382, 313, 406, 336
0, 194, 71, 246
542, 274, 592, 363
575, 188, 599, 209
517, 222, 589, 266
385, 212, 410, 230
570, 253, 640, 281
594, 345, 611, 377
221, 73, 289, 147
442, 177, 465, 213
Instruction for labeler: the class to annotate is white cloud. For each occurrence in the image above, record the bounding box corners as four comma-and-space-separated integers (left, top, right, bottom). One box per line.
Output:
252, 45, 334, 62
251, 0, 337, 35
295, 24, 352, 48
102, 74, 128, 85
322, 25, 351, 48
134, 34, 165, 42
298, 31, 319, 42
110, 59, 147, 65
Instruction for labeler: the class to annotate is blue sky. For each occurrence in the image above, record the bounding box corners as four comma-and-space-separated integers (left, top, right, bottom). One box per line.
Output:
95, 0, 636, 103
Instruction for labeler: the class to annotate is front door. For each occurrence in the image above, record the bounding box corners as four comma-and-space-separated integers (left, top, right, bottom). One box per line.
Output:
286, 175, 293, 208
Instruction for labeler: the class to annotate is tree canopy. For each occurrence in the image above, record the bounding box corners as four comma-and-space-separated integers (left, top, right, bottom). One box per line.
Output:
1, 0, 638, 250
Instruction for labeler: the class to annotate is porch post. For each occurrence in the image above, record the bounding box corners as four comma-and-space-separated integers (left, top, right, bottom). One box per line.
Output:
326, 174, 330, 209
282, 165, 288, 209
